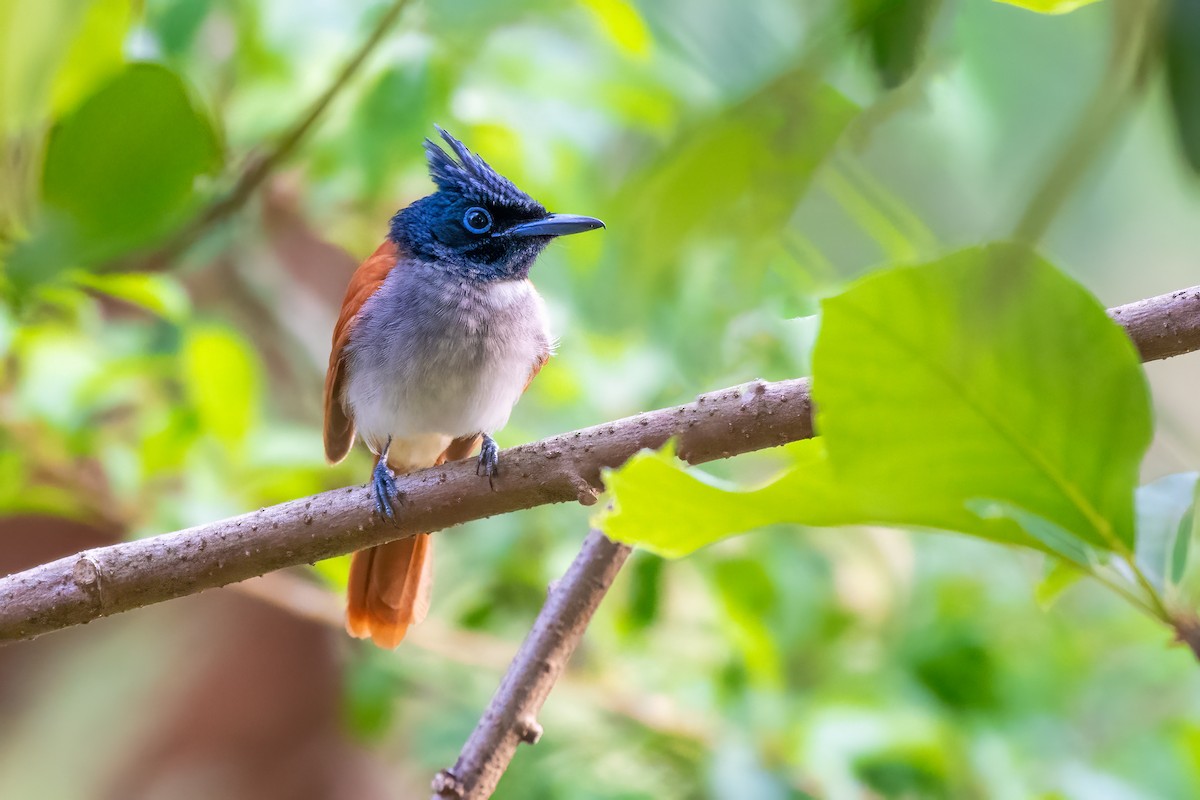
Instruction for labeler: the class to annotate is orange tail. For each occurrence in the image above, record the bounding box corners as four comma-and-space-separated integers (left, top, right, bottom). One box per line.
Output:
345, 533, 433, 649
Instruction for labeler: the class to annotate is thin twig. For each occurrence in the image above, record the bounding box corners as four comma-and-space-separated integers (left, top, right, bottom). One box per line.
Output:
0, 285, 1196, 643
431, 530, 632, 800
120, 0, 415, 271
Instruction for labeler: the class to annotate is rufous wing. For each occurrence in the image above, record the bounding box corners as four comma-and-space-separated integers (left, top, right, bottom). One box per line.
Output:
524, 350, 550, 393
323, 239, 401, 464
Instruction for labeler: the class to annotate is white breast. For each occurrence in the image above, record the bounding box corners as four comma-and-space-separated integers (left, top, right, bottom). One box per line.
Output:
343, 276, 551, 467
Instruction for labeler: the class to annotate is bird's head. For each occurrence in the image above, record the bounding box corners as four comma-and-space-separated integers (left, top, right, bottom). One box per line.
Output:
389, 127, 604, 280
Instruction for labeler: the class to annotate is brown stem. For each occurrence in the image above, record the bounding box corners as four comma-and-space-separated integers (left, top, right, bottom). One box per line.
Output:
431, 530, 632, 800
0, 284, 1197, 643
1173, 614, 1200, 662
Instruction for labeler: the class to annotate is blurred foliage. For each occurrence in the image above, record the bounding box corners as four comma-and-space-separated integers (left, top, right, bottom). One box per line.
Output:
850, 0, 944, 88
997, 0, 1102, 14
2, 0, 1200, 798
1163, 0, 1200, 174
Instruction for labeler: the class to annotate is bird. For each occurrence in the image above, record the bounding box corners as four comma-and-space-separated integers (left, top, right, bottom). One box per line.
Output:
323, 127, 604, 649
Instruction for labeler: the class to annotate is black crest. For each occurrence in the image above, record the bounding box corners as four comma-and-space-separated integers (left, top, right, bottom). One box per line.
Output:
424, 126, 544, 215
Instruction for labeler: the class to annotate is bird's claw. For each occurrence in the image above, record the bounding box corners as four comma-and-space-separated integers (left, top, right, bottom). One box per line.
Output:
477, 434, 499, 487
372, 460, 401, 525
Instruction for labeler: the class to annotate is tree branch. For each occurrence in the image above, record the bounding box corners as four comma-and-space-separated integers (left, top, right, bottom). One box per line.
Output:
431, 529, 631, 800
1108, 285, 1200, 363
0, 377, 813, 642
0, 283, 1197, 645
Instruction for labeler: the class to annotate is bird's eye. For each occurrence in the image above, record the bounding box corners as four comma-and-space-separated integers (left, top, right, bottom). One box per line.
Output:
463, 207, 493, 234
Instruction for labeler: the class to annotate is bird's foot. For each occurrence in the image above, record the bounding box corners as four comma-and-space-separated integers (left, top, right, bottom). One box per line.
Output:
477, 433, 499, 488
372, 459, 401, 525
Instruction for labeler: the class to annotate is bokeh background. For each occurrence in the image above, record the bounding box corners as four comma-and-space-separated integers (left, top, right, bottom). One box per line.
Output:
2, 0, 1200, 797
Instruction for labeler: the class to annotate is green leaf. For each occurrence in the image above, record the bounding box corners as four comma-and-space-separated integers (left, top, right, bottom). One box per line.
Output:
599, 438, 866, 558
992, 0, 1102, 14
710, 557, 782, 686
850, 0, 944, 89
0, 0, 91, 134
1134, 472, 1199, 593
599, 246, 1152, 559
814, 244, 1149, 551
147, 0, 216, 57
907, 625, 998, 711
1034, 558, 1086, 609
628, 77, 855, 252
854, 745, 952, 798
967, 501, 1097, 569
37, 63, 220, 265
74, 272, 191, 321
1139, 472, 1200, 605
181, 325, 261, 452
581, 0, 653, 59
619, 551, 665, 633
1164, 0, 1200, 174
601, 73, 858, 325
48, 0, 132, 118
0, 0, 129, 241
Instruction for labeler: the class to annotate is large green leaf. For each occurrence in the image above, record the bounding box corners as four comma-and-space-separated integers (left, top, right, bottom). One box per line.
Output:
599, 246, 1153, 558
37, 63, 220, 265
814, 244, 1149, 550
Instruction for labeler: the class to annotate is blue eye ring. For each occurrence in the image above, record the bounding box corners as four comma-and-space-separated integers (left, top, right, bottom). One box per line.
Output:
463, 206, 493, 234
